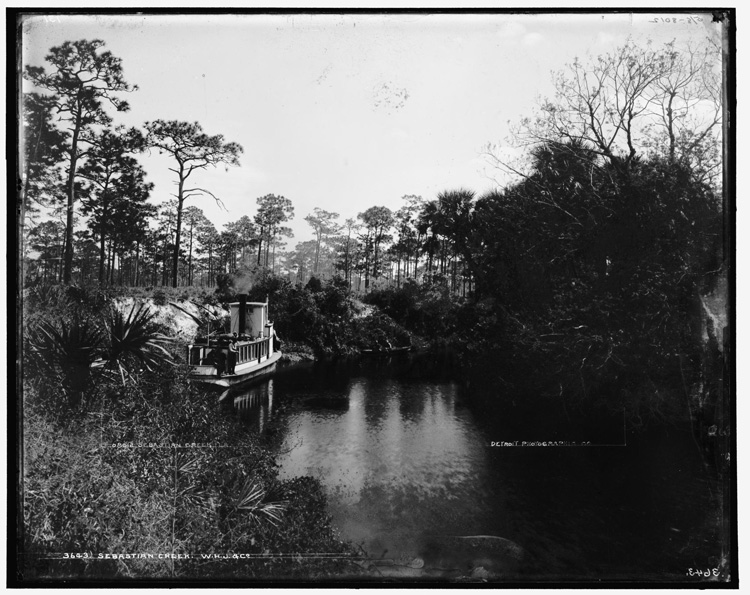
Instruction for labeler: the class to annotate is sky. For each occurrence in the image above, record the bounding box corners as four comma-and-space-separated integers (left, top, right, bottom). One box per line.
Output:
20, 10, 724, 247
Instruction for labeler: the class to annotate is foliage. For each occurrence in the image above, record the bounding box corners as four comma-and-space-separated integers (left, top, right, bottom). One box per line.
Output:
360, 140, 722, 427
23, 281, 70, 315
222, 215, 258, 273
21, 283, 357, 579
78, 126, 154, 284
357, 206, 394, 290
214, 273, 236, 303
23, 285, 190, 409
365, 279, 457, 340
122, 286, 219, 308
350, 313, 413, 351
104, 303, 174, 383
238, 272, 411, 355
254, 194, 295, 268
152, 289, 168, 306
21, 367, 357, 580
21, 92, 67, 216
474, 44, 725, 427
144, 120, 243, 288
488, 38, 722, 187
24, 38, 137, 283
304, 208, 340, 276
25, 315, 103, 408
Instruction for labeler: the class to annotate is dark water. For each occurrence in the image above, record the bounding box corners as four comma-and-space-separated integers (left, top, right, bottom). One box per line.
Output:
227, 356, 725, 582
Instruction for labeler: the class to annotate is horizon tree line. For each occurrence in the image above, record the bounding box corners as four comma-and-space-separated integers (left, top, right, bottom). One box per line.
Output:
22, 36, 723, 304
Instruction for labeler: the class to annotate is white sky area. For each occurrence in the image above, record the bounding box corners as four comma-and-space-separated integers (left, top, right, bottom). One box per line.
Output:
21, 11, 722, 246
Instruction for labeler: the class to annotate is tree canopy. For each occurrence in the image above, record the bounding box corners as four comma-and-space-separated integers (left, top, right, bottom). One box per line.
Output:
487, 38, 722, 187
144, 120, 243, 287
255, 194, 295, 268
24, 39, 137, 283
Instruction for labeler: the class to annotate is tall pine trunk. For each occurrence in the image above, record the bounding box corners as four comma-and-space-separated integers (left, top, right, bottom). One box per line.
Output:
63, 111, 83, 284
134, 241, 140, 286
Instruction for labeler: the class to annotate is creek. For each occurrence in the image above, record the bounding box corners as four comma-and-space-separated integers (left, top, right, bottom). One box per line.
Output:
225, 354, 723, 581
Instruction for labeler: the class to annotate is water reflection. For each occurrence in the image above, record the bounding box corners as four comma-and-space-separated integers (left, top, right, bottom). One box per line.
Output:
227, 359, 721, 580
272, 373, 499, 560
231, 379, 274, 434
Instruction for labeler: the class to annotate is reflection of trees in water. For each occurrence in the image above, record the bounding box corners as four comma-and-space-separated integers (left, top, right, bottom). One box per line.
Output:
298, 396, 349, 412
360, 378, 399, 427
223, 358, 723, 580
397, 385, 425, 421
392, 350, 461, 383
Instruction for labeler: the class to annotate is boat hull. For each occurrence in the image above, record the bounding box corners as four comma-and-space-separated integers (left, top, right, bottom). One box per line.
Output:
189, 351, 282, 389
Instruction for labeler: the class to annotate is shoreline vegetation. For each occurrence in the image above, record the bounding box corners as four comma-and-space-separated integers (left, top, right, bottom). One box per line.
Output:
21, 283, 365, 580
21, 265, 728, 579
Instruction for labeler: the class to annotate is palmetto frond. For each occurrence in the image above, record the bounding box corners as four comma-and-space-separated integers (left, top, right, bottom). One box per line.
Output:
26, 316, 103, 373
174, 454, 210, 508
177, 454, 202, 475
233, 477, 287, 526
25, 316, 103, 402
105, 303, 174, 376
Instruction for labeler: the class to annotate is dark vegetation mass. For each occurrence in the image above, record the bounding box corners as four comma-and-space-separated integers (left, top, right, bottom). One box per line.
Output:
19, 35, 729, 581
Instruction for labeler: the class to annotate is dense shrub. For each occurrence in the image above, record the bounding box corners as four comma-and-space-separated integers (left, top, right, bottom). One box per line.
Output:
364, 280, 458, 340
241, 273, 410, 355
25, 314, 104, 409
350, 313, 412, 351
21, 367, 358, 580
151, 289, 167, 306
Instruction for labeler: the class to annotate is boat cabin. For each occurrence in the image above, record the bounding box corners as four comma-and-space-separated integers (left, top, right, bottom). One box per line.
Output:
229, 299, 270, 339
187, 296, 277, 377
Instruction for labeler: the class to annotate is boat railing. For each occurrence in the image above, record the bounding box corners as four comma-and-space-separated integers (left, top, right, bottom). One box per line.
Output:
188, 335, 271, 366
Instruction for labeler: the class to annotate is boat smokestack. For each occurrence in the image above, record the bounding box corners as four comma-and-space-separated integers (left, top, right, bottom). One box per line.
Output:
238, 294, 248, 335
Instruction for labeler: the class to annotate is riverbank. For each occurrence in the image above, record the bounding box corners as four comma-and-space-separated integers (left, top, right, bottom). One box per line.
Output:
21, 365, 362, 581
19, 283, 364, 581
